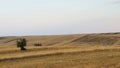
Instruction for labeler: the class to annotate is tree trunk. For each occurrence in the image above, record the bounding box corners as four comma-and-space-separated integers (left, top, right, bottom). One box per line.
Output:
20, 46, 26, 51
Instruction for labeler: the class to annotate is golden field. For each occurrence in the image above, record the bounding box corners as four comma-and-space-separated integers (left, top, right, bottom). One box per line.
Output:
0, 33, 120, 68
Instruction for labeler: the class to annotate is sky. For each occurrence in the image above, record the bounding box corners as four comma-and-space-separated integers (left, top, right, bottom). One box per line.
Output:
0, 0, 120, 36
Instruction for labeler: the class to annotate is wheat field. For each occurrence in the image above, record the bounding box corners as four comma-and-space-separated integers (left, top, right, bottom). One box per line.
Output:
0, 33, 120, 68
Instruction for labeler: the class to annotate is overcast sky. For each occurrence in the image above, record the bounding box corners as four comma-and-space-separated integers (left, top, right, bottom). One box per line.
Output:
0, 0, 120, 36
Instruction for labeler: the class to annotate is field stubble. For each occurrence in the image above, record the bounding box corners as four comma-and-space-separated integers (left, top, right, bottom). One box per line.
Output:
0, 45, 120, 68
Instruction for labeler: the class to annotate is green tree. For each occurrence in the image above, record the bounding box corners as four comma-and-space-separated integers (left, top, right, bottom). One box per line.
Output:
17, 38, 27, 51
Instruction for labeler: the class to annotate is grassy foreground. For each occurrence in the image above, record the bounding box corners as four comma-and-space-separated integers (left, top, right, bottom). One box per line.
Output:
0, 45, 120, 68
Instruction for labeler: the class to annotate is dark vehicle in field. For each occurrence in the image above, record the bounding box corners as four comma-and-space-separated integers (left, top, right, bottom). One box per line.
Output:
34, 43, 42, 46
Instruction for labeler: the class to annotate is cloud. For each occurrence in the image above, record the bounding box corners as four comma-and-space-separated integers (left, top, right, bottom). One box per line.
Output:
113, 1, 120, 4
110, 0, 120, 5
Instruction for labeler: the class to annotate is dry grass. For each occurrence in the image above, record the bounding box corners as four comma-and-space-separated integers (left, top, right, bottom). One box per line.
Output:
1, 33, 120, 46
0, 45, 120, 68
0, 33, 120, 68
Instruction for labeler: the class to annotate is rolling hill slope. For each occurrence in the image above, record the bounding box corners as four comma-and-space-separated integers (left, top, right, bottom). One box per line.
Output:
0, 33, 120, 46
0, 33, 120, 68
